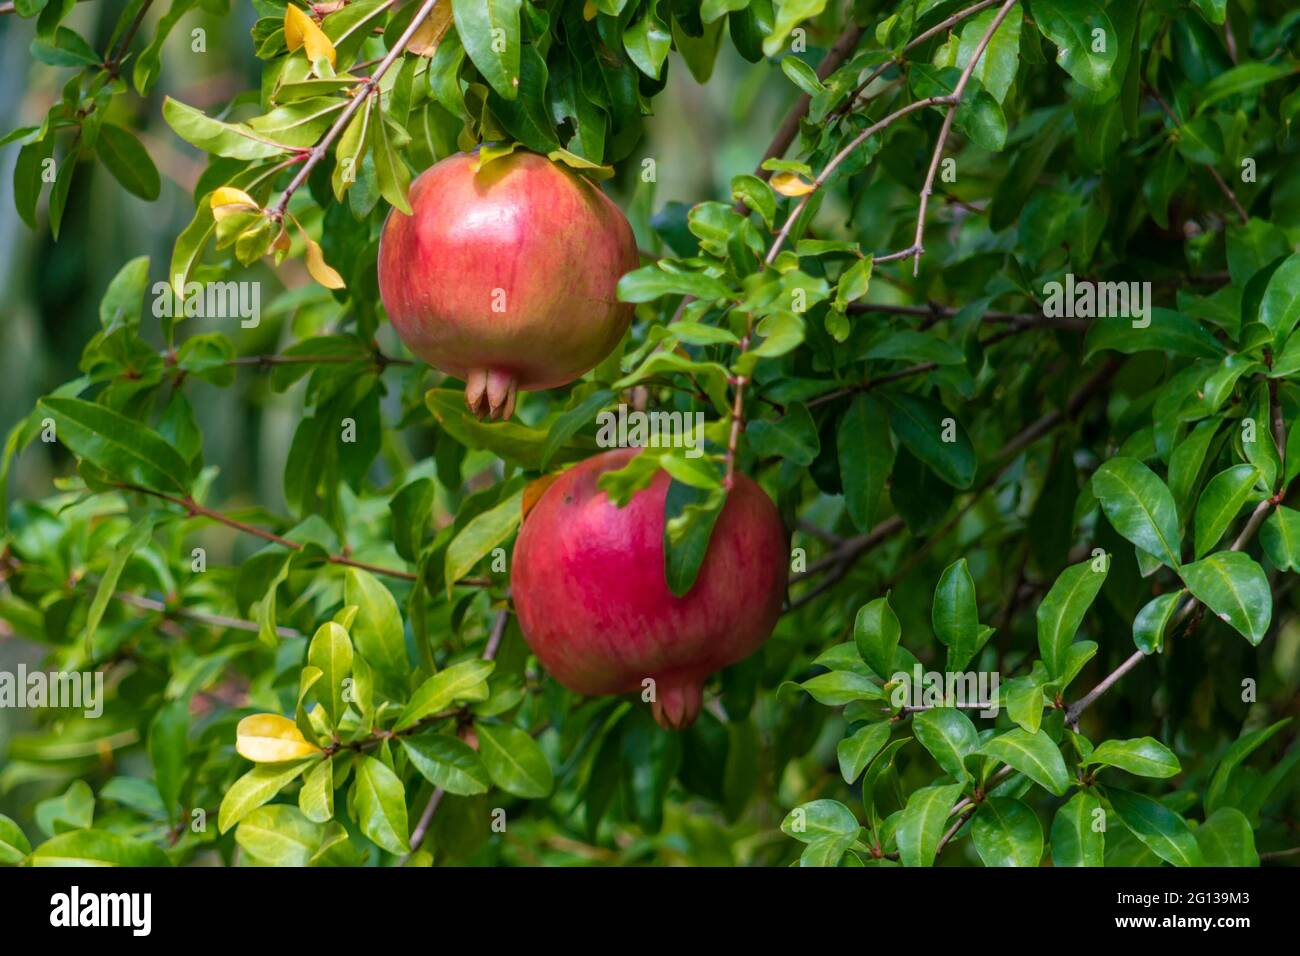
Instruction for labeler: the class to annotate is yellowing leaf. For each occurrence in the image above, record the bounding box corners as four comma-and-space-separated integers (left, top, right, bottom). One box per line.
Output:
582, 0, 597, 20
408, 2, 454, 56
236, 714, 321, 763
295, 223, 346, 289
284, 4, 337, 68
209, 186, 260, 221
771, 171, 817, 197
473, 141, 520, 172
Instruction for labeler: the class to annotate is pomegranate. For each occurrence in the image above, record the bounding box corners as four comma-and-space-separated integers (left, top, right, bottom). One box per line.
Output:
377, 150, 639, 419
511, 449, 788, 729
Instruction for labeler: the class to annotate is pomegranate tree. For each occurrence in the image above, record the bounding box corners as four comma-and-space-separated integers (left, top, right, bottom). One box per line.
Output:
377, 150, 639, 419
511, 449, 788, 729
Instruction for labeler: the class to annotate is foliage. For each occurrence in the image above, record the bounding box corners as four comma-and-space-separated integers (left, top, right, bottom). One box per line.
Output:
1, 0, 1299, 867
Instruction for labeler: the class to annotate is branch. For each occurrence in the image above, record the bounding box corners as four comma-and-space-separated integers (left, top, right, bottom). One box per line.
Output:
903, 0, 1021, 276
403, 605, 511, 862
1147, 86, 1248, 224
845, 300, 1086, 332
266, 0, 442, 221
105, 0, 155, 78
828, 0, 1004, 125
114, 483, 491, 587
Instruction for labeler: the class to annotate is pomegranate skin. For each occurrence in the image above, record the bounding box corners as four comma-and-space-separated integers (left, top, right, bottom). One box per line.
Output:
377, 151, 639, 419
511, 449, 788, 729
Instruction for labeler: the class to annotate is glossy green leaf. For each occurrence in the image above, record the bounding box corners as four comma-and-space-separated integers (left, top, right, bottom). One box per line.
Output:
980, 728, 1069, 796
476, 722, 553, 798
971, 797, 1043, 867
913, 708, 979, 782
837, 722, 891, 784
1091, 457, 1182, 568
1193, 465, 1259, 557
853, 594, 900, 680
1107, 787, 1204, 866
896, 783, 963, 867
401, 733, 491, 796
1179, 551, 1271, 645
1037, 558, 1107, 679
1050, 791, 1104, 866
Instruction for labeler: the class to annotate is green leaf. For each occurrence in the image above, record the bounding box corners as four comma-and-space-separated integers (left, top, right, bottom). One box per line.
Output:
1132, 590, 1184, 654
980, 728, 1069, 796
443, 489, 522, 595
476, 722, 554, 798
882, 393, 976, 489
148, 698, 189, 821
0, 815, 32, 865
1084, 309, 1226, 361
1259, 253, 1300, 347
795, 670, 884, 706
401, 733, 491, 796
395, 658, 495, 730
299, 758, 335, 823
958, 5, 1022, 103
489, 44, 560, 152
853, 594, 900, 680
95, 124, 161, 201
162, 97, 290, 160
31, 26, 99, 66
370, 105, 412, 215
616, 264, 733, 304
453, 0, 521, 100
913, 708, 979, 782
837, 722, 891, 784
1194, 807, 1258, 866
31, 829, 170, 867
663, 480, 725, 598
1086, 737, 1181, 778
218, 759, 314, 833
746, 402, 819, 466
1050, 791, 1104, 866
1260, 505, 1300, 571
37, 397, 191, 493
896, 783, 963, 867
98, 255, 151, 328
781, 798, 860, 844
1193, 465, 1259, 557
1091, 457, 1182, 569
763, 0, 827, 58
1036, 558, 1107, 679
932, 559, 987, 671
624, 2, 671, 79
236, 805, 324, 866
1205, 718, 1291, 814
971, 797, 1043, 867
1030, 0, 1117, 93
1195, 62, 1298, 115
85, 516, 155, 654
1179, 551, 1271, 645
308, 621, 353, 725
838, 394, 894, 533
355, 755, 410, 854
344, 568, 409, 683
1107, 787, 1204, 866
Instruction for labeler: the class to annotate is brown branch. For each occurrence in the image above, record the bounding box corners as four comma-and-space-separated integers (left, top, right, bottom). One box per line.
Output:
828, 0, 1004, 125
903, 0, 1021, 276
105, 0, 155, 77
113, 483, 491, 587
403, 605, 510, 862
267, 0, 442, 221
1147, 86, 1248, 224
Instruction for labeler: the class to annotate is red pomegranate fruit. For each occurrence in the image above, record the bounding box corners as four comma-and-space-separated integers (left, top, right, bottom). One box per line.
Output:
377, 150, 639, 420
511, 449, 789, 729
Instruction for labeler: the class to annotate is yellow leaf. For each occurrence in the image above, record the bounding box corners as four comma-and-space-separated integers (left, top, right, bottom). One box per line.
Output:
770, 171, 817, 197
582, 0, 597, 20
210, 186, 260, 221
473, 141, 519, 173
304, 235, 346, 289
235, 714, 321, 763
284, 4, 337, 68
407, 2, 454, 56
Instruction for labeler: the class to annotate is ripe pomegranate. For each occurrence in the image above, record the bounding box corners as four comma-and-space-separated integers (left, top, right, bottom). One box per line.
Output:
511, 449, 788, 729
377, 150, 639, 420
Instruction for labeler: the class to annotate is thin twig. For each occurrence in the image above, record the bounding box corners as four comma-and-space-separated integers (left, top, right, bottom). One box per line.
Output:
1147, 86, 1248, 224
267, 0, 442, 221
905, 0, 1021, 276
